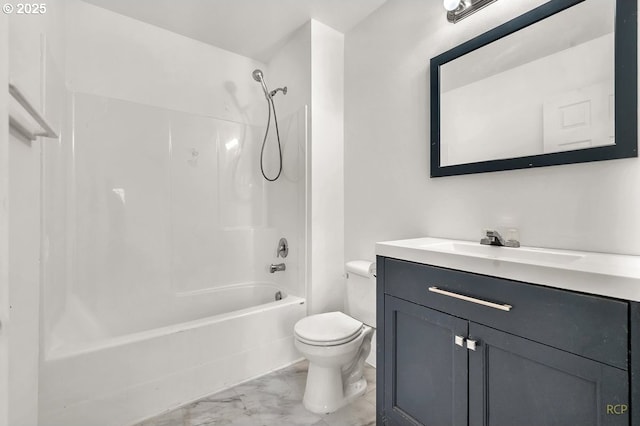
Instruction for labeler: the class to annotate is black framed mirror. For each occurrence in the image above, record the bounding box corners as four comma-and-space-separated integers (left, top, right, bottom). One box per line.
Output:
430, 0, 637, 177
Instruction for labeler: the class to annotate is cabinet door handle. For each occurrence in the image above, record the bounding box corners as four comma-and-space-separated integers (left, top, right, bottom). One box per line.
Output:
428, 287, 512, 312
466, 339, 478, 351
454, 335, 466, 347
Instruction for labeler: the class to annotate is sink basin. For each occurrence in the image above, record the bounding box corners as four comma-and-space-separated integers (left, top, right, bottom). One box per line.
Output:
425, 241, 584, 265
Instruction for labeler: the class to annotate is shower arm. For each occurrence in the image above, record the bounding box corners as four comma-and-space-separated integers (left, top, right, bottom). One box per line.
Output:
270, 87, 287, 97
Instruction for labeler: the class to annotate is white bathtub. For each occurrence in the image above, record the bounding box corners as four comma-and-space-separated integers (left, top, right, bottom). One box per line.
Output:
39, 283, 306, 426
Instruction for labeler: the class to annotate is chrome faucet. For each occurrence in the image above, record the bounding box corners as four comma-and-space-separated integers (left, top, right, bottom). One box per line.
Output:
480, 230, 520, 248
270, 263, 286, 273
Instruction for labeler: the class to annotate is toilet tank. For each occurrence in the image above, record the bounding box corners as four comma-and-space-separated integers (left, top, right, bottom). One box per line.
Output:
344, 260, 376, 327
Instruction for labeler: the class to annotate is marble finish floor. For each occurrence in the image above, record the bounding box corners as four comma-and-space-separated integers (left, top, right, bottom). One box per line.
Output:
135, 361, 376, 426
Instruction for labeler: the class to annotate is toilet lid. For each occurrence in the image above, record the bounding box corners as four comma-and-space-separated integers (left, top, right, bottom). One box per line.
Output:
294, 312, 363, 345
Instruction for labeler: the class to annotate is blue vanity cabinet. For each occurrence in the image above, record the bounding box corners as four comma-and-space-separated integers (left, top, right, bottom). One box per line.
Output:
377, 256, 631, 426
467, 322, 628, 426
383, 296, 469, 426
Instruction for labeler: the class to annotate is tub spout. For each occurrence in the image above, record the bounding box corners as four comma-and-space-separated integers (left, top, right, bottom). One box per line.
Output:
270, 263, 286, 273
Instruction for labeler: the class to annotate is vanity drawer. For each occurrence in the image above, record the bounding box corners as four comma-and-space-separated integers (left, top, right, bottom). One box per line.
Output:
383, 258, 629, 370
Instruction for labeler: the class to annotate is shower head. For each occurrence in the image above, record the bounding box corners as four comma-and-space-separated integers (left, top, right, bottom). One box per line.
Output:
253, 69, 271, 100
252, 69, 264, 82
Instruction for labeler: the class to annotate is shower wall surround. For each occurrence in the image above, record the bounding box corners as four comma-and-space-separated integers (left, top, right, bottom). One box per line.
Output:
41, 91, 308, 425
45, 94, 306, 349
41, 0, 308, 345
38, 1, 308, 424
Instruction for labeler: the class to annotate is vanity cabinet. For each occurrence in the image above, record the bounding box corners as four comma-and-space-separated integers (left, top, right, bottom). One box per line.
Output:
383, 296, 469, 426
377, 257, 632, 426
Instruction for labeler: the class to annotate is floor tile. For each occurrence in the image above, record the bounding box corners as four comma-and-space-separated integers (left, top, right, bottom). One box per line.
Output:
322, 397, 376, 426
363, 387, 376, 406
137, 361, 376, 426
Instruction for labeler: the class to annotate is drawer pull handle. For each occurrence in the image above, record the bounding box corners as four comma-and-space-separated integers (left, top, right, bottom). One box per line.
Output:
428, 287, 512, 312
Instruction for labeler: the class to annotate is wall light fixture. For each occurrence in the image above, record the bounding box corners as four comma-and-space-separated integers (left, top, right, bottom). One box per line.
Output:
444, 0, 498, 23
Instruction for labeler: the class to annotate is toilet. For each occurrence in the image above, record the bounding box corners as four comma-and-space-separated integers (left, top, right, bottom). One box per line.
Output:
294, 260, 376, 414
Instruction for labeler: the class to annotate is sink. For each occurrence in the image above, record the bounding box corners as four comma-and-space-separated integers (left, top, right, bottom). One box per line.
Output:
424, 241, 584, 265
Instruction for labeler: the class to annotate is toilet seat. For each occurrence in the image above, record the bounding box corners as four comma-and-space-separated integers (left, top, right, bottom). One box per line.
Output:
294, 312, 364, 346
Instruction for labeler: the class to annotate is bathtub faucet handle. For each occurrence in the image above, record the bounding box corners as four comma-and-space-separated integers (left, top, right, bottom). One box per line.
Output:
270, 263, 286, 273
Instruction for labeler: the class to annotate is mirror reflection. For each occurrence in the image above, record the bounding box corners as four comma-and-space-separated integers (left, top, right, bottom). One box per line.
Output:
439, 0, 615, 167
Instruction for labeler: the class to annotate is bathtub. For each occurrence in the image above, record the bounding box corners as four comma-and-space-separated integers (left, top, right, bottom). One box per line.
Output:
39, 283, 307, 426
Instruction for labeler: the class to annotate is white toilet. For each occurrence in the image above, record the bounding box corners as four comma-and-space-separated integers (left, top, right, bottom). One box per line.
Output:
294, 260, 376, 414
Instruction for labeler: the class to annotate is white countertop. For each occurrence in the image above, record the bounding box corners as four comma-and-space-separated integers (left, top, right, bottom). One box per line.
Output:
376, 237, 640, 302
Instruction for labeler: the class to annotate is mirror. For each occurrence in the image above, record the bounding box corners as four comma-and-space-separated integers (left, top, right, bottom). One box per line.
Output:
430, 0, 637, 177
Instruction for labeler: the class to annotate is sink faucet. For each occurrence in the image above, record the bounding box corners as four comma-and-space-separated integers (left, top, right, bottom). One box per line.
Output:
270, 263, 286, 273
480, 230, 520, 248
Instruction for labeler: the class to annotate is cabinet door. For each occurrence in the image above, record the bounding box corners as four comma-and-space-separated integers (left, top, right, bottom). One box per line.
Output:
469, 323, 629, 426
384, 296, 468, 426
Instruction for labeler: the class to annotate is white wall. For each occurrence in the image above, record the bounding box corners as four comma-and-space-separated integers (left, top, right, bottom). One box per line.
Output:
7, 13, 45, 425
7, 89, 42, 426
268, 23, 312, 119
0, 13, 9, 426
66, 0, 264, 123
345, 0, 640, 262
3, 5, 67, 425
310, 21, 345, 313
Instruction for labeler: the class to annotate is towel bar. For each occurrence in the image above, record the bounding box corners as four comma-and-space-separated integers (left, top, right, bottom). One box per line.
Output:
8, 83, 58, 141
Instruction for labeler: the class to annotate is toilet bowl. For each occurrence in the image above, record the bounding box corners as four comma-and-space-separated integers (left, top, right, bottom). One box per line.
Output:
294, 311, 374, 414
